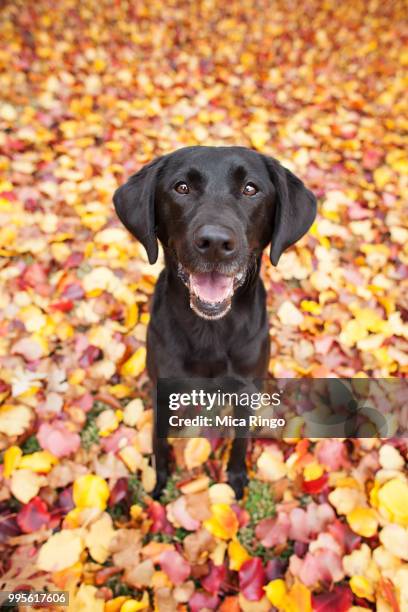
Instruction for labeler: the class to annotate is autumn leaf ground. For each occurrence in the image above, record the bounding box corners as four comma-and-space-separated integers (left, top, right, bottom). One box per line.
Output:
0, 0, 407, 611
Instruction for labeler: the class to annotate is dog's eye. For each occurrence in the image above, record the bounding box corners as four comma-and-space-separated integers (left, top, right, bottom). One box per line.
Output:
242, 182, 258, 196
174, 182, 189, 194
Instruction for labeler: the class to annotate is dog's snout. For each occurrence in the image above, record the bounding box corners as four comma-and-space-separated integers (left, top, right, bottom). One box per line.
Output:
194, 225, 237, 260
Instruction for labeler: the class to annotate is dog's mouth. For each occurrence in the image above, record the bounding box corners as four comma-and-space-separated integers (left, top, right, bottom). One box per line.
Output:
178, 264, 245, 320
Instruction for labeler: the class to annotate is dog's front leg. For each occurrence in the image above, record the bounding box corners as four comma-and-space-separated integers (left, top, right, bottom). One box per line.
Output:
151, 385, 171, 499
227, 400, 249, 499
227, 438, 249, 500
152, 435, 171, 500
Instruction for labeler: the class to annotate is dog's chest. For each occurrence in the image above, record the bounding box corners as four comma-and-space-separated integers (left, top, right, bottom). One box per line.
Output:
182, 321, 267, 378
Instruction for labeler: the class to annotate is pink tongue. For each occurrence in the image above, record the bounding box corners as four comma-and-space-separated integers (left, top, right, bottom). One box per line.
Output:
190, 272, 234, 303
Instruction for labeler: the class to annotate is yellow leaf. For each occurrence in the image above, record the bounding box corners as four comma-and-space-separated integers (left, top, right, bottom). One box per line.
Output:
63, 507, 83, 529
83, 266, 119, 293
105, 597, 130, 612
203, 503, 239, 540
130, 504, 143, 520
0, 404, 32, 436
347, 507, 378, 537
339, 320, 369, 347
373, 166, 393, 189
265, 579, 312, 612
85, 513, 116, 563
377, 478, 408, 526
3, 445, 22, 478
184, 438, 212, 470
120, 347, 146, 377
277, 301, 304, 326
300, 300, 322, 315
73, 474, 110, 510
379, 524, 408, 560
56, 321, 74, 341
123, 399, 144, 427
118, 446, 143, 473
96, 408, 120, 437
210, 540, 227, 566
228, 538, 251, 570
10, 469, 45, 503
286, 582, 312, 612
349, 575, 375, 601
52, 561, 83, 589
209, 483, 236, 505
19, 305, 47, 331
109, 384, 132, 398
120, 593, 149, 611
353, 308, 388, 333
238, 594, 272, 611
68, 369, 86, 385
303, 462, 324, 482
140, 313, 150, 325
71, 584, 104, 612
125, 303, 139, 329
257, 450, 287, 481
19, 451, 58, 473
0, 227, 16, 247
37, 529, 85, 572
141, 464, 156, 493
264, 579, 286, 607
248, 124, 269, 150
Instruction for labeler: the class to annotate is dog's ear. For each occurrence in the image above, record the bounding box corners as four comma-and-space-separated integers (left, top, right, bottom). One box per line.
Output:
113, 155, 167, 264
262, 155, 317, 265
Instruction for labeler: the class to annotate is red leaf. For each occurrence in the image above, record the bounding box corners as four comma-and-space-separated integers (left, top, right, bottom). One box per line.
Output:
64, 252, 84, 269
57, 486, 74, 515
79, 345, 102, 367
265, 558, 287, 581
100, 426, 136, 453
159, 550, 190, 585
190, 592, 220, 611
23, 263, 48, 288
202, 561, 227, 595
74, 393, 94, 412
255, 513, 290, 547
231, 505, 250, 528
239, 558, 266, 601
95, 566, 122, 586
328, 519, 361, 554
60, 282, 85, 300
0, 512, 21, 544
16, 497, 50, 533
38, 422, 81, 458
312, 585, 353, 612
302, 472, 329, 494
109, 478, 129, 506
147, 501, 173, 534
316, 440, 350, 471
49, 300, 74, 312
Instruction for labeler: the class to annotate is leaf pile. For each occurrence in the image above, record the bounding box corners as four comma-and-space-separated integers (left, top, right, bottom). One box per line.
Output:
0, 0, 407, 610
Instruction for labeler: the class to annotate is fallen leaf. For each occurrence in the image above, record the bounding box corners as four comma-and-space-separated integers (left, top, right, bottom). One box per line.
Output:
37, 529, 85, 571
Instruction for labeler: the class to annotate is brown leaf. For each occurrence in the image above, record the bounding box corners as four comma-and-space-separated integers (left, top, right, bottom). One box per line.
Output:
183, 528, 216, 565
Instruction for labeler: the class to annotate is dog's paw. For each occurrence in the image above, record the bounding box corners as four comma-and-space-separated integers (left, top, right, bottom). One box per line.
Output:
227, 469, 249, 500
151, 471, 169, 500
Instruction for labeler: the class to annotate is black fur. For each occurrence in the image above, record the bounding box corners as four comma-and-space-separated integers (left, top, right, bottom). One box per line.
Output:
114, 146, 316, 499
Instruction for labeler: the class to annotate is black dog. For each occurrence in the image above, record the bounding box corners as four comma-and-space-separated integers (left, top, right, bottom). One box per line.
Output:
113, 146, 316, 499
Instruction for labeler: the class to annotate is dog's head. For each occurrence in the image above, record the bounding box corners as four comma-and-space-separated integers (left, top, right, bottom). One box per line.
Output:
113, 146, 316, 320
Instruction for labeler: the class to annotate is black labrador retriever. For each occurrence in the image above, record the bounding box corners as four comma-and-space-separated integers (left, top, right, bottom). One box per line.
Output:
113, 146, 316, 499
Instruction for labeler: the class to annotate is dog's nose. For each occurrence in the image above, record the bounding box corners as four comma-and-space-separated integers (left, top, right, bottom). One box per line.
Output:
194, 225, 237, 260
